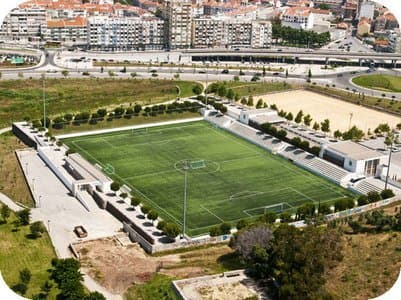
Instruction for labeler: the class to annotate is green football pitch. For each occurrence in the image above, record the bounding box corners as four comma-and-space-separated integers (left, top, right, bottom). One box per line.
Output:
63, 121, 354, 236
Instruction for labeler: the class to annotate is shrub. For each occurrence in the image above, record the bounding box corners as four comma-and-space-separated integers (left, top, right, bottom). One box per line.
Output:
381, 189, 395, 199
30, 221, 46, 238
156, 220, 167, 231
357, 195, 369, 206
163, 223, 181, 240
119, 192, 128, 199
220, 222, 231, 235
209, 225, 221, 237
367, 191, 381, 203
131, 197, 140, 207
236, 219, 248, 230
110, 181, 120, 192
141, 205, 150, 215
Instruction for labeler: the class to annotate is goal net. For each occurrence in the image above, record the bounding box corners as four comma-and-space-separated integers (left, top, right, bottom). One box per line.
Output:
131, 128, 148, 136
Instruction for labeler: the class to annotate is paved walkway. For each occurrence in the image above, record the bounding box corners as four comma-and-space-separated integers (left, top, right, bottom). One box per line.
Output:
0, 127, 11, 135
0, 192, 24, 212
83, 272, 122, 300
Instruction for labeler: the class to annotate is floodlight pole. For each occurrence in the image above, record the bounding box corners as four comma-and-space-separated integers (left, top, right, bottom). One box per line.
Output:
385, 139, 393, 190
182, 160, 189, 239
42, 73, 46, 129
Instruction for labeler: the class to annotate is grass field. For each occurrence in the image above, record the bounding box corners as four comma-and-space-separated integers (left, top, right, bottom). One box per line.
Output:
0, 211, 58, 298
352, 74, 401, 93
63, 121, 354, 236
0, 132, 33, 207
0, 78, 201, 128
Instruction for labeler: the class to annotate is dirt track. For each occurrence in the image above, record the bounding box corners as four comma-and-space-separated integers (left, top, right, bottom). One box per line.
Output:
260, 90, 400, 133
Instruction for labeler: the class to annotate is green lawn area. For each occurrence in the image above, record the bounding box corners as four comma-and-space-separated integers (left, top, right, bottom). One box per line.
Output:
0, 211, 58, 298
124, 274, 178, 300
352, 74, 401, 93
63, 121, 354, 236
0, 78, 202, 128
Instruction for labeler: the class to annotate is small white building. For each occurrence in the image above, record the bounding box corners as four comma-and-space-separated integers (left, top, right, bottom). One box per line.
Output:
320, 141, 387, 176
239, 108, 286, 126
282, 6, 314, 30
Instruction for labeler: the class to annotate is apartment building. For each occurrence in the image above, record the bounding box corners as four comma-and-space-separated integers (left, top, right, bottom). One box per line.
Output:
162, 0, 192, 49
42, 16, 87, 45
0, 6, 46, 41
192, 16, 272, 48
282, 7, 314, 30
87, 16, 165, 50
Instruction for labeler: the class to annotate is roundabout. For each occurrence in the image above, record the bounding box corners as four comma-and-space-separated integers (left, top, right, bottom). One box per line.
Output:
352, 74, 401, 93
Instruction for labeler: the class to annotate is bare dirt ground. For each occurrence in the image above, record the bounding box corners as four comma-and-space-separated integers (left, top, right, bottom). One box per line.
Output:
260, 90, 400, 133
75, 237, 236, 294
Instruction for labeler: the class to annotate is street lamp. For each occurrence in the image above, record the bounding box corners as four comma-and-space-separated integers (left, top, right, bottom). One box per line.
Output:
47, 220, 50, 232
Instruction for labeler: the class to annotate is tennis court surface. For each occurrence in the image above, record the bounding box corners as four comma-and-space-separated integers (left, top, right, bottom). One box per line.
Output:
63, 121, 354, 236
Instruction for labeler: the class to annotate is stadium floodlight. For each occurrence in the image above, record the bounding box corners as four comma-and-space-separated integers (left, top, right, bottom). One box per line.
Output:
182, 160, 190, 239
43, 73, 46, 129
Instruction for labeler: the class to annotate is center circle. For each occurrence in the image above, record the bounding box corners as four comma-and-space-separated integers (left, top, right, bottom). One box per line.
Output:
174, 159, 220, 174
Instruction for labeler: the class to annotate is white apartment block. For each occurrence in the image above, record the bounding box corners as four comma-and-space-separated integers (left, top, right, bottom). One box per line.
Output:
192, 16, 272, 48
282, 7, 314, 30
163, 0, 192, 49
0, 7, 46, 41
359, 1, 375, 20
87, 16, 164, 50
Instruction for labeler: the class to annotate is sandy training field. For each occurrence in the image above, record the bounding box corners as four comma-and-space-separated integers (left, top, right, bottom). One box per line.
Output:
261, 90, 400, 133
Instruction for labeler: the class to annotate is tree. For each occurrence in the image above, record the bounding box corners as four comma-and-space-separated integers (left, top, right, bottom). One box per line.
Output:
61, 70, 69, 78
220, 222, 231, 234
259, 211, 277, 224
256, 99, 263, 109
235, 224, 342, 299
1, 204, 11, 223
30, 221, 46, 238
303, 114, 312, 126
147, 210, 158, 224
12, 283, 28, 295
100, 66, 104, 73
210, 225, 221, 236
308, 68, 312, 78
285, 112, 293, 121
141, 205, 150, 216
334, 130, 342, 139
367, 191, 381, 203
342, 126, 364, 141
357, 195, 369, 206
19, 268, 31, 285
131, 197, 140, 207
294, 110, 303, 124
192, 85, 203, 95
133, 104, 141, 114
157, 220, 167, 232
247, 95, 254, 107
130, 72, 137, 78
280, 212, 292, 222
231, 225, 273, 261
110, 181, 120, 192
85, 292, 106, 300
17, 209, 30, 226
163, 222, 181, 240
321, 119, 330, 133
236, 219, 248, 230
381, 189, 395, 199
334, 198, 354, 211
121, 66, 127, 73
226, 89, 234, 100
217, 85, 227, 97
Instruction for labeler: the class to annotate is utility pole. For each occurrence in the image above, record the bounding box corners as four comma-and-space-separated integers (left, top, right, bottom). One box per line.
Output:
384, 132, 395, 190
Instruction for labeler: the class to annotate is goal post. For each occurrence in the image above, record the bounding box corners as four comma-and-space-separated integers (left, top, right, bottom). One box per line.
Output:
131, 127, 148, 136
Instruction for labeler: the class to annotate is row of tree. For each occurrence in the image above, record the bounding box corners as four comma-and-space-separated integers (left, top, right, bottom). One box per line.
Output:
30, 101, 201, 131
272, 23, 331, 47
260, 123, 321, 156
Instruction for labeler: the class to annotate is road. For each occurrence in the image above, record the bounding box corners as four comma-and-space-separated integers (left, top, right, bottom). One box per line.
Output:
0, 49, 400, 102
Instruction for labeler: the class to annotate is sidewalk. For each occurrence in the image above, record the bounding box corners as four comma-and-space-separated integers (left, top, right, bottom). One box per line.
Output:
0, 192, 24, 212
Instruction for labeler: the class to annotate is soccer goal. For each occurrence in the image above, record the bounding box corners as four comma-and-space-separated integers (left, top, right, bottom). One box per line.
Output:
244, 202, 293, 217
131, 127, 148, 136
